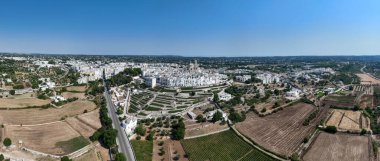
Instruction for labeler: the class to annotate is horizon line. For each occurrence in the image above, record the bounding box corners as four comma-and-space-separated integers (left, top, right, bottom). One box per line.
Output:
1, 51, 380, 58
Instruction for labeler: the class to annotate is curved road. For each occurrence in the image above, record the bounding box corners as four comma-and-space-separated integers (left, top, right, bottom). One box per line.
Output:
103, 79, 136, 161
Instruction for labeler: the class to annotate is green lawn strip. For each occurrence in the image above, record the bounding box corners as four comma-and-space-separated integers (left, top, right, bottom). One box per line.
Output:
55, 136, 90, 154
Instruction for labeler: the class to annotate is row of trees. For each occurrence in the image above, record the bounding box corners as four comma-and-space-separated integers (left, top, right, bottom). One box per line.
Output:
89, 96, 126, 161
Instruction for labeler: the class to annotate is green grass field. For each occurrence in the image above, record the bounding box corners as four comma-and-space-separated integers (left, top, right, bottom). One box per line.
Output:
181, 130, 277, 161
56, 136, 90, 154
131, 140, 153, 161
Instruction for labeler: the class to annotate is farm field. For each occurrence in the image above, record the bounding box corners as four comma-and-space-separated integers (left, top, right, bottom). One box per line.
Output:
326, 109, 370, 132
0, 98, 50, 108
0, 100, 97, 125
181, 130, 277, 161
73, 149, 101, 161
323, 95, 356, 108
357, 73, 380, 85
152, 140, 189, 161
131, 140, 153, 161
76, 109, 102, 130
66, 86, 87, 92
62, 92, 86, 99
4, 121, 89, 155
153, 140, 170, 161
66, 117, 97, 138
303, 132, 370, 161
185, 121, 229, 138
236, 103, 322, 157
358, 95, 373, 109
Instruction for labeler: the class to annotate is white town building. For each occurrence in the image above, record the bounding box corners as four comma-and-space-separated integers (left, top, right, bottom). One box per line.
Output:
122, 117, 138, 136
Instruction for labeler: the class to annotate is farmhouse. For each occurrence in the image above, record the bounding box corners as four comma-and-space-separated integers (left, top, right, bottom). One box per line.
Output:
15, 88, 33, 95
218, 90, 232, 101
39, 81, 56, 91
122, 116, 138, 136
206, 109, 228, 121
50, 95, 66, 102
187, 111, 197, 120
286, 88, 302, 100
323, 87, 335, 94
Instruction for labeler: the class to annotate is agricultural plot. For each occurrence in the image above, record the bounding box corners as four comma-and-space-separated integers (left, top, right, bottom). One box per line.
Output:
0, 98, 50, 109
73, 149, 101, 161
77, 109, 102, 130
303, 132, 370, 161
62, 92, 86, 99
353, 85, 373, 95
66, 117, 97, 138
181, 130, 277, 161
0, 100, 97, 125
326, 109, 370, 132
4, 121, 89, 155
66, 86, 87, 92
323, 95, 356, 108
357, 73, 380, 85
131, 140, 153, 161
236, 103, 323, 157
374, 86, 380, 107
185, 121, 229, 138
359, 95, 373, 109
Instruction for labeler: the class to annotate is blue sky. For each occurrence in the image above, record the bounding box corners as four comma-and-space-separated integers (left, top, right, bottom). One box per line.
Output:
0, 0, 379, 56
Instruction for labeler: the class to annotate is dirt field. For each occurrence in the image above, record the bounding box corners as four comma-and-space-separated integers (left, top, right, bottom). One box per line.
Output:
185, 121, 229, 138
303, 132, 371, 161
0, 98, 50, 108
77, 109, 101, 130
0, 100, 97, 125
236, 103, 323, 157
357, 73, 380, 85
73, 149, 101, 161
153, 140, 170, 161
95, 143, 110, 161
323, 95, 356, 108
62, 92, 86, 99
152, 140, 189, 161
359, 95, 373, 108
4, 121, 83, 155
66, 86, 87, 92
326, 109, 370, 132
66, 117, 97, 138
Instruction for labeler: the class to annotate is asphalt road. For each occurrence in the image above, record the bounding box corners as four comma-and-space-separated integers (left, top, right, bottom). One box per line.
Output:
103, 83, 136, 161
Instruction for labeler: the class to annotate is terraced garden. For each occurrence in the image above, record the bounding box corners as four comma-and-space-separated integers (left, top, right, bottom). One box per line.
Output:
130, 91, 210, 114
129, 92, 154, 113
181, 130, 277, 161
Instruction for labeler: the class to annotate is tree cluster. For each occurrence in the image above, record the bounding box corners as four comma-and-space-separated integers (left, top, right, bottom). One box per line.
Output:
171, 119, 186, 140
107, 68, 142, 86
